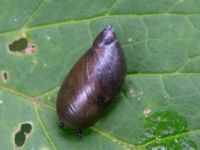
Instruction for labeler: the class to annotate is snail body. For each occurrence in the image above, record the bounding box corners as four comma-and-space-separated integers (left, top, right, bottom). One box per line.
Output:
56, 26, 126, 135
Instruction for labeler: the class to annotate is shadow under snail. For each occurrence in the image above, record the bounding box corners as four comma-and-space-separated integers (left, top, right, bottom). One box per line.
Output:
56, 26, 126, 137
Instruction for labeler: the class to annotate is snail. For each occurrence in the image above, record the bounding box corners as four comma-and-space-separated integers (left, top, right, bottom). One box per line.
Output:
56, 26, 126, 137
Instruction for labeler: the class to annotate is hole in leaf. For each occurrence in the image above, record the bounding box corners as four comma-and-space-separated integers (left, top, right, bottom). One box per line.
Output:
9, 38, 27, 52
14, 132, 25, 147
8, 38, 36, 54
21, 123, 32, 134
14, 123, 32, 148
2, 71, 8, 81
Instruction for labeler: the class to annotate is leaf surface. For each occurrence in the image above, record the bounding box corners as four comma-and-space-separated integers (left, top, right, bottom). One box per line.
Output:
1, 0, 200, 149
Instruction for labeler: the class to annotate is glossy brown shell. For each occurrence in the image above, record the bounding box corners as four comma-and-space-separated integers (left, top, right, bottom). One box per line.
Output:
56, 26, 126, 130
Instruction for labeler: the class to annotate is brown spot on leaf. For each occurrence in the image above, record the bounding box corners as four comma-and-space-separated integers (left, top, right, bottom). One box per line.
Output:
8, 37, 36, 54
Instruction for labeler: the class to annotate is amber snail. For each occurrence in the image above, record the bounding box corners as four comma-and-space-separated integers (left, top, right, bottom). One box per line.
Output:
56, 26, 126, 137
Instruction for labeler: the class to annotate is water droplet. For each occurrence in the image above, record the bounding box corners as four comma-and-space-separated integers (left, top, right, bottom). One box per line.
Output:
112, 139, 116, 143
151, 146, 167, 150
146, 138, 198, 150
174, 138, 178, 143
14, 18, 18, 22
139, 91, 143, 95
135, 91, 143, 100
0, 100, 3, 104
143, 108, 151, 117
43, 63, 48, 67
128, 88, 134, 94
128, 38, 132, 42
163, 95, 170, 99
40, 147, 49, 150
45, 35, 51, 40
128, 88, 136, 98
47, 96, 51, 100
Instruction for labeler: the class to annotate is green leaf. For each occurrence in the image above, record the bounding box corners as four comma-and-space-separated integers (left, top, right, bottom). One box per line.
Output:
1, 0, 200, 149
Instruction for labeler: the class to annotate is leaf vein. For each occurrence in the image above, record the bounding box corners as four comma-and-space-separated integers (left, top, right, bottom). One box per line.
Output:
22, 0, 46, 28
106, 0, 118, 15
160, 76, 171, 97
1, 13, 200, 36
33, 105, 57, 150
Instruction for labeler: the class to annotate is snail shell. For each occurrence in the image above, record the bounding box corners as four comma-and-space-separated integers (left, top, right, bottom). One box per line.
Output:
56, 26, 126, 133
